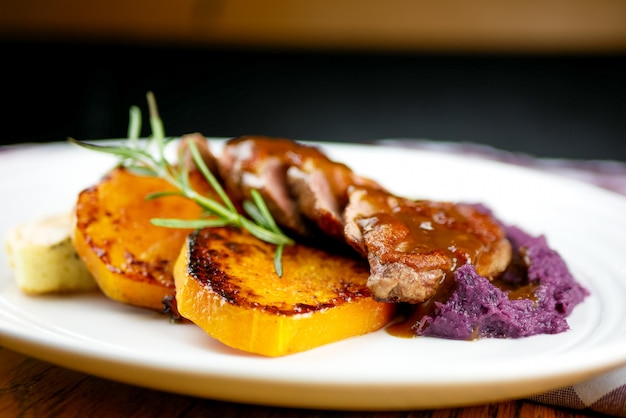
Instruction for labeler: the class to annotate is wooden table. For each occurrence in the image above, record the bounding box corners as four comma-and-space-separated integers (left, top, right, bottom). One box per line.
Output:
1, 346, 599, 418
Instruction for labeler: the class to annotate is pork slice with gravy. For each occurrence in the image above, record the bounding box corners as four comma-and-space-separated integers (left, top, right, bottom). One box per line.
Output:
218, 135, 512, 305
286, 152, 383, 239
344, 186, 512, 303
218, 135, 382, 239
217, 136, 313, 237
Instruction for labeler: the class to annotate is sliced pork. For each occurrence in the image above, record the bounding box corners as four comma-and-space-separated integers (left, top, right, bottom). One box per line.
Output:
218, 136, 382, 239
215, 135, 512, 304
344, 186, 512, 303
218, 136, 312, 236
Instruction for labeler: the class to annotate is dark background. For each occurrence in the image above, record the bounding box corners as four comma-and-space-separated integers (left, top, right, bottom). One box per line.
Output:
3, 40, 625, 161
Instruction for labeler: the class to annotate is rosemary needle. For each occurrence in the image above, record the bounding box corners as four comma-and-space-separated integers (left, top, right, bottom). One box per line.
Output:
69, 91, 293, 276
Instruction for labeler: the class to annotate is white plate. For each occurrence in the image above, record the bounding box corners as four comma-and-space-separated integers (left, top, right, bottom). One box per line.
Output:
2, 140, 626, 411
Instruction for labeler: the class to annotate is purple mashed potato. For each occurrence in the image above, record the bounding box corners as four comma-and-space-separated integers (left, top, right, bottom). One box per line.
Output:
414, 225, 589, 340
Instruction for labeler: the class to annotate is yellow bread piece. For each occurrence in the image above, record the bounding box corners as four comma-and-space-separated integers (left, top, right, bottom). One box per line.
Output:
174, 226, 397, 357
5, 213, 97, 294
73, 167, 214, 310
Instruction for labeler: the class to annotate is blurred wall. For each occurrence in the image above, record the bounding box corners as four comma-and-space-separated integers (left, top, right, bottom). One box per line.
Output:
2, 0, 626, 52
1, 1, 625, 160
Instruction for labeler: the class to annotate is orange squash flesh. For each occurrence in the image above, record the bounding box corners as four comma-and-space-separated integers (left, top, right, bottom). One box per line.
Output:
174, 226, 397, 357
73, 167, 214, 310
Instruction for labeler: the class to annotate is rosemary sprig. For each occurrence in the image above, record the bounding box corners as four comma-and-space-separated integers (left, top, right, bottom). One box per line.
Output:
69, 91, 293, 276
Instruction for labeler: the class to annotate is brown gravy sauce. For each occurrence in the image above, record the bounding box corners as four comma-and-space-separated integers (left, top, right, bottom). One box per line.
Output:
396, 209, 484, 267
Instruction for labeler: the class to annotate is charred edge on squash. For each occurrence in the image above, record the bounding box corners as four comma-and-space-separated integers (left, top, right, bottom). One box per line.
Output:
185, 227, 374, 316
76, 187, 176, 288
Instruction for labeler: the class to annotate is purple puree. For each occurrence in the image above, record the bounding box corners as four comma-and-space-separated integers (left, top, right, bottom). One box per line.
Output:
414, 225, 589, 340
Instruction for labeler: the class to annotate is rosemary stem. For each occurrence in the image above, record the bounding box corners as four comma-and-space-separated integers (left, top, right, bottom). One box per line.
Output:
186, 190, 239, 222
70, 92, 293, 276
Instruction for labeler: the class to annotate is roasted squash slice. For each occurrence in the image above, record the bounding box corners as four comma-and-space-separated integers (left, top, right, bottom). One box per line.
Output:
174, 226, 397, 357
73, 166, 214, 310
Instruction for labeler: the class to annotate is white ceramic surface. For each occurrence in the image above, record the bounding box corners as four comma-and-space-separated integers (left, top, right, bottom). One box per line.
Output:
1, 140, 625, 410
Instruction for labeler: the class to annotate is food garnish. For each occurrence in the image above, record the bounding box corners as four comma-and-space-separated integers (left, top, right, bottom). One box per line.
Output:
69, 92, 293, 277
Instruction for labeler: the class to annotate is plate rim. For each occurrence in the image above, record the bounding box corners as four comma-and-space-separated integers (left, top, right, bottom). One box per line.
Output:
2, 139, 626, 410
